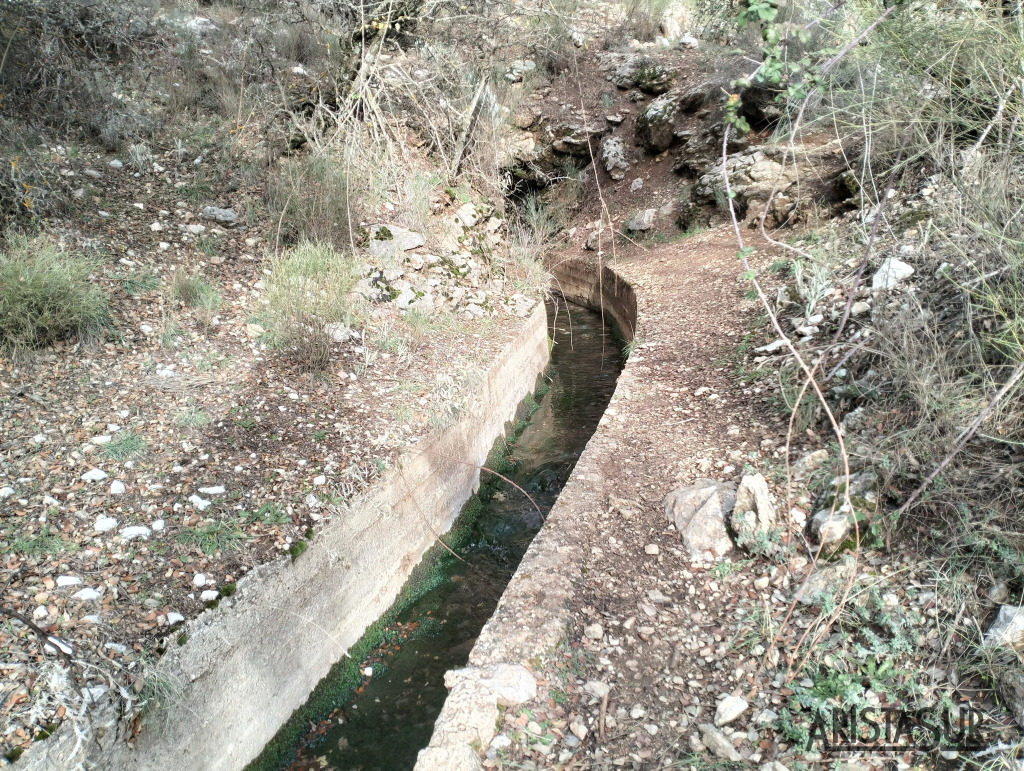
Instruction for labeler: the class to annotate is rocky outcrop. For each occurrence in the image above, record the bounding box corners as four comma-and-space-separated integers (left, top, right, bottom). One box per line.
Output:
600, 136, 630, 181
610, 54, 679, 94
693, 146, 800, 224
635, 92, 679, 152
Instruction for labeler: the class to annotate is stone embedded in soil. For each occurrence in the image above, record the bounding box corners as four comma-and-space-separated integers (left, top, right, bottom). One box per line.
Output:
645, 543, 659, 555
189, 494, 211, 511
57, 576, 82, 587
663, 478, 736, 560
193, 573, 207, 587
795, 560, 856, 606
714, 695, 749, 726
584, 680, 610, 699
81, 468, 108, 482
200, 205, 237, 224
584, 622, 604, 640
368, 224, 426, 257
166, 612, 184, 625
730, 473, 776, 550
986, 605, 1024, 648
0, 486, 14, 499
94, 515, 118, 533
200, 590, 219, 602
198, 485, 225, 495
699, 723, 742, 761
872, 257, 914, 290
73, 588, 101, 601
109, 480, 126, 495
810, 508, 852, 548
625, 208, 658, 232
600, 136, 630, 181
120, 526, 151, 541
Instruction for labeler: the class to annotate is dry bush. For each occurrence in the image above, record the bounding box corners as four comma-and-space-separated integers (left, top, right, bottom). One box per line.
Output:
268, 151, 354, 249
263, 241, 361, 371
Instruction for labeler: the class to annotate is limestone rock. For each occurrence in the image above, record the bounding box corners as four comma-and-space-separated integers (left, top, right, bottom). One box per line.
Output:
986, 605, 1024, 648
810, 508, 852, 549
200, 206, 236, 224
730, 473, 775, 550
414, 745, 484, 771
368, 224, 425, 257
635, 93, 679, 152
871, 257, 914, 290
664, 479, 736, 559
506, 59, 536, 83
795, 559, 856, 606
699, 723, 742, 761
612, 55, 678, 94
600, 136, 630, 181
714, 695, 749, 726
445, 664, 537, 708
694, 147, 799, 222
792, 449, 828, 480
429, 677, 499, 749
625, 208, 657, 232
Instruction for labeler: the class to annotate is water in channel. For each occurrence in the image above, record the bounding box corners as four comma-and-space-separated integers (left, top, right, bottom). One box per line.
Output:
285, 298, 624, 771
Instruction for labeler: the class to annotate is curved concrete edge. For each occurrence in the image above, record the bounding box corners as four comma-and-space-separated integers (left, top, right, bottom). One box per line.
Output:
415, 257, 638, 769
22, 305, 550, 771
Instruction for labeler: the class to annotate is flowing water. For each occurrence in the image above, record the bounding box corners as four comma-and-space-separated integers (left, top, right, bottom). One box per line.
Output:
282, 298, 624, 771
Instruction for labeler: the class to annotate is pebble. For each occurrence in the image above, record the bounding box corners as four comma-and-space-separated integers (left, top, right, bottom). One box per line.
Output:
200, 590, 219, 602
584, 680, 610, 698
584, 623, 604, 640
0, 487, 14, 499
108, 159, 123, 169
43, 495, 59, 508
95, 516, 118, 533
56, 576, 82, 587
198, 485, 225, 495
91, 435, 112, 445
81, 468, 108, 482
120, 526, 151, 540
313, 475, 326, 486
73, 588, 101, 601
644, 544, 659, 555
110, 480, 126, 495
193, 574, 207, 587
715, 695, 749, 726
754, 576, 770, 590
167, 612, 184, 625
189, 494, 211, 511
152, 519, 165, 531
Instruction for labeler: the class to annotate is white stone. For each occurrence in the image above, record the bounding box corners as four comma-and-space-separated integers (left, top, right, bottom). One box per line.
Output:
872, 257, 914, 290
715, 695, 749, 726
81, 468, 108, 482
663, 479, 736, 559
108, 159, 123, 169
455, 203, 479, 228
73, 588, 101, 601
584, 623, 604, 640
152, 519, 165, 531
42, 495, 59, 508
109, 480, 126, 495
0, 486, 14, 499
986, 605, 1024, 648
584, 680, 610, 699
645, 544, 659, 555
120, 526, 151, 540
198, 485, 225, 495
193, 573, 207, 587
56, 576, 82, 587
313, 475, 326, 486
94, 515, 118, 533
166, 612, 185, 625
200, 590, 219, 602
91, 435, 112, 446
625, 208, 657, 232
700, 724, 742, 761
189, 494, 211, 511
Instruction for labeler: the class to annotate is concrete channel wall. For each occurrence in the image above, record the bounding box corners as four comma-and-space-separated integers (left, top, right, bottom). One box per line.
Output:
23, 304, 550, 771
415, 257, 639, 770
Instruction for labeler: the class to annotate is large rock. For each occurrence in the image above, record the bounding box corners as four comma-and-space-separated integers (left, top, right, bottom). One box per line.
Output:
871, 257, 914, 290
625, 209, 657, 232
730, 473, 776, 550
693, 147, 799, 222
635, 92, 679, 152
997, 669, 1024, 728
986, 605, 1024, 648
368, 224, 426, 257
600, 136, 630, 181
664, 479, 736, 559
611, 55, 678, 94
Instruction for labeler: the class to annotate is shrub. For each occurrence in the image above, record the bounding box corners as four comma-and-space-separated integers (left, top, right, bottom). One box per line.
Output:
172, 272, 221, 310
0, 233, 107, 351
263, 241, 361, 371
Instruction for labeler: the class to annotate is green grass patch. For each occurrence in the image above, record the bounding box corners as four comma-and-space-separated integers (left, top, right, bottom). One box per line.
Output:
0, 232, 107, 351
104, 431, 146, 461
175, 521, 245, 555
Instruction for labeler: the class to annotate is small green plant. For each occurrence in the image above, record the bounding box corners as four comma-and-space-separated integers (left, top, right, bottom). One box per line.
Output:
0, 232, 107, 351
12, 526, 77, 558
248, 503, 289, 526
172, 272, 221, 310
104, 431, 146, 461
312, 429, 327, 442
118, 271, 160, 295
176, 521, 245, 555
623, 336, 645, 357
176, 406, 209, 428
